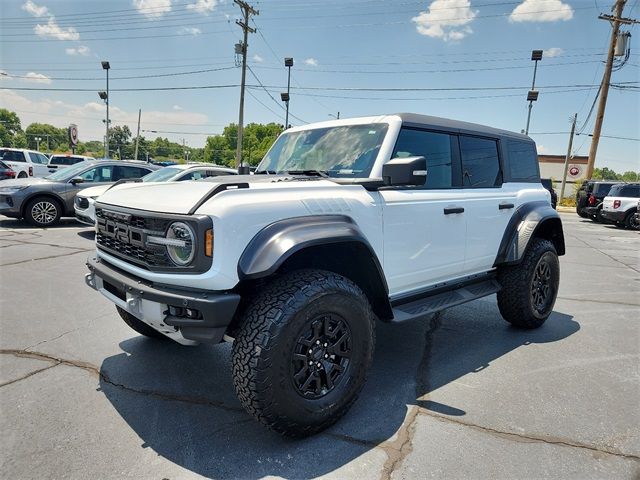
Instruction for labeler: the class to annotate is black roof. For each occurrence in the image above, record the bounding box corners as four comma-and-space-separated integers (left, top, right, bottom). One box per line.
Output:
395, 113, 531, 141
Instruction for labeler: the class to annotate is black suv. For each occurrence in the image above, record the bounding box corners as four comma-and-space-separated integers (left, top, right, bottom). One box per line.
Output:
541, 178, 557, 209
576, 180, 617, 222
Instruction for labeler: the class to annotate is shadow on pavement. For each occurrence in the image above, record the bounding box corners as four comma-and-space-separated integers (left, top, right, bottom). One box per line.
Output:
99, 299, 578, 479
0, 217, 88, 230
77, 230, 95, 240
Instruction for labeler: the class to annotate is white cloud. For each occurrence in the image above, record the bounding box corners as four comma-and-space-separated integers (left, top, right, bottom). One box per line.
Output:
412, 0, 477, 42
510, 0, 573, 23
537, 144, 549, 154
177, 26, 201, 35
34, 18, 80, 40
65, 45, 90, 56
186, 0, 217, 14
132, 0, 172, 19
22, 0, 48, 17
543, 47, 563, 58
23, 72, 52, 84
172, 105, 183, 110
252, 54, 264, 63
304, 58, 318, 67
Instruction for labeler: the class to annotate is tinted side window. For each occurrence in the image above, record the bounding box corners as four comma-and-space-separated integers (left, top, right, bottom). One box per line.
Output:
79, 166, 113, 182
179, 170, 206, 181
460, 136, 501, 188
507, 140, 538, 181
621, 186, 640, 197
392, 128, 454, 189
32, 153, 49, 164
113, 166, 149, 180
2, 151, 26, 162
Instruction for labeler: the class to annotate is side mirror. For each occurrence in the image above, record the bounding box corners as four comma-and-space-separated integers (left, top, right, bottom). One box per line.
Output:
70, 177, 84, 185
382, 156, 427, 187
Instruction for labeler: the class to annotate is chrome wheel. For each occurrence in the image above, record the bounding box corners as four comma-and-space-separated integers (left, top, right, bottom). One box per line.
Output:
31, 201, 58, 225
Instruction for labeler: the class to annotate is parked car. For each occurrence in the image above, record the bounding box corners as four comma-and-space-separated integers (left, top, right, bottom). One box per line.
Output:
576, 180, 617, 220
85, 113, 564, 436
601, 183, 640, 230
0, 148, 51, 178
0, 160, 17, 180
47, 154, 95, 172
541, 178, 557, 209
0, 160, 158, 227
74, 163, 237, 225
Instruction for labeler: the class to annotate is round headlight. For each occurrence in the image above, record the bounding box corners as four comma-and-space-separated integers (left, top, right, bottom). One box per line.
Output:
166, 222, 195, 266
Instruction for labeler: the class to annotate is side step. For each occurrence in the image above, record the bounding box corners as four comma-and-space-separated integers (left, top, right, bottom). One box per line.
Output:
391, 278, 501, 323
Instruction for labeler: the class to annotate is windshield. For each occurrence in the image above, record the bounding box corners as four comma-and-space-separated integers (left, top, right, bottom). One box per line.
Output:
142, 166, 182, 182
256, 123, 389, 178
45, 161, 94, 181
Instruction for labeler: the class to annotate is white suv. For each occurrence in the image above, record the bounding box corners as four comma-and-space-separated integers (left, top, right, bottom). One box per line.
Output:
85, 113, 565, 436
0, 148, 50, 178
601, 183, 640, 229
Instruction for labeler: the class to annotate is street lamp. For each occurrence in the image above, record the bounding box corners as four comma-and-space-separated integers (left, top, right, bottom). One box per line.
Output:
281, 57, 293, 128
524, 50, 542, 135
101, 61, 110, 157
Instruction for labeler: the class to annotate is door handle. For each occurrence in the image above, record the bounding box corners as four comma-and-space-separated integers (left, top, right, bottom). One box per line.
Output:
444, 207, 464, 215
499, 203, 514, 210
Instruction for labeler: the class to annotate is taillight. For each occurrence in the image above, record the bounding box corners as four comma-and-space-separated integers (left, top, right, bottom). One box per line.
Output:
8, 171, 15, 178
588, 195, 596, 206
29, 166, 33, 176
613, 200, 621, 209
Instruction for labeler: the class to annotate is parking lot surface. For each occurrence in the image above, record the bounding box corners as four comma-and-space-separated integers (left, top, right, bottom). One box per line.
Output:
0, 213, 638, 479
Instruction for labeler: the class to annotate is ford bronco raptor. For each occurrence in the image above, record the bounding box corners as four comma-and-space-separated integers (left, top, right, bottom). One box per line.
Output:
85, 114, 564, 436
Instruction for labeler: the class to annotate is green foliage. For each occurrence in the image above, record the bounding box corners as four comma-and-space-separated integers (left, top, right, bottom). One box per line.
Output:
592, 167, 639, 182
203, 122, 282, 166
0, 109, 23, 147
24, 123, 67, 151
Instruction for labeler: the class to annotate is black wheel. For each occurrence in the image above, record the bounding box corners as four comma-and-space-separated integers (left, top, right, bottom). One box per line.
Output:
625, 211, 639, 230
116, 306, 167, 340
593, 208, 604, 223
577, 207, 589, 218
17, 171, 28, 179
232, 269, 375, 437
497, 239, 559, 329
25, 197, 62, 227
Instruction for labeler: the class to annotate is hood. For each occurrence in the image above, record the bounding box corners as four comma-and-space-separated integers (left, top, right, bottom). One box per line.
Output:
95, 175, 335, 215
77, 184, 112, 199
0, 177, 52, 189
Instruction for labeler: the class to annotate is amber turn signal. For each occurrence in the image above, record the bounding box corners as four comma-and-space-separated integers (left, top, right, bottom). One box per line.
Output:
205, 229, 213, 257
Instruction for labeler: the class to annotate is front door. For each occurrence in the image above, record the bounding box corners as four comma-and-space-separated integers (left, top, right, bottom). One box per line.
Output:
380, 128, 466, 297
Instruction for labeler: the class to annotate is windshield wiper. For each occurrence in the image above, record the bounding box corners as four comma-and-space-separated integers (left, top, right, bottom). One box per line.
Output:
284, 169, 329, 178
254, 170, 277, 175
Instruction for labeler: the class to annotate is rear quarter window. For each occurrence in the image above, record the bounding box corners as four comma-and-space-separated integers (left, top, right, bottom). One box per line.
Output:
507, 140, 538, 182
0, 150, 26, 162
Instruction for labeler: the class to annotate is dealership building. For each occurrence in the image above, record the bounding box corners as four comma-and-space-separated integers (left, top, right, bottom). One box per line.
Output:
538, 155, 588, 197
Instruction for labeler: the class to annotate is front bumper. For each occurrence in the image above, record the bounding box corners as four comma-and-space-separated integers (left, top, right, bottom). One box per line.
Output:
600, 209, 626, 222
74, 197, 96, 225
86, 255, 241, 345
0, 194, 21, 217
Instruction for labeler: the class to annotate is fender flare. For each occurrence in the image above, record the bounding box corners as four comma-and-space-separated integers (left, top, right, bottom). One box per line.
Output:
494, 201, 565, 266
237, 215, 387, 287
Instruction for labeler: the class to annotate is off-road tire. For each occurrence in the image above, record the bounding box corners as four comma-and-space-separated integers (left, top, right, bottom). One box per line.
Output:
116, 306, 167, 340
625, 210, 639, 230
17, 171, 28, 179
232, 269, 375, 437
25, 196, 62, 227
577, 208, 588, 218
497, 238, 559, 329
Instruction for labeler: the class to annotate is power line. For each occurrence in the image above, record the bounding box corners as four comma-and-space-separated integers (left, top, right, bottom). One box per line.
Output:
246, 65, 307, 123
2, 66, 238, 81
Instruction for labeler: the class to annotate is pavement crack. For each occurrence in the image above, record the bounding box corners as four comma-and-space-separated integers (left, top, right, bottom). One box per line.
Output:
0, 362, 61, 387
0, 349, 244, 413
1, 248, 93, 267
24, 327, 82, 351
417, 409, 640, 461
379, 312, 443, 480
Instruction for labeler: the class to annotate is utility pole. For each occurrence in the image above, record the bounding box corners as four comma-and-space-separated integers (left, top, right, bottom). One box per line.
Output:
525, 50, 543, 136
134, 109, 141, 161
234, 0, 259, 171
560, 113, 578, 200
586, 0, 637, 179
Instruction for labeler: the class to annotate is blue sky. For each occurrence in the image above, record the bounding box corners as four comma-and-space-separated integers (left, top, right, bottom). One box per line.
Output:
0, 0, 638, 172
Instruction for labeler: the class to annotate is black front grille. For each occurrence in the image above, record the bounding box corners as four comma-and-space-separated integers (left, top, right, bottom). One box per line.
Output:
95, 207, 173, 269
76, 197, 89, 209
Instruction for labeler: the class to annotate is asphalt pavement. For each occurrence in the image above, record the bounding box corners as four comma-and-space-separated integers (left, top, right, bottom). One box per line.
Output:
0, 213, 638, 479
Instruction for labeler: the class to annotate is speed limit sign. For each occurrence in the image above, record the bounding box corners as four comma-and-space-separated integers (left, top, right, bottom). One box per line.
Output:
68, 124, 78, 146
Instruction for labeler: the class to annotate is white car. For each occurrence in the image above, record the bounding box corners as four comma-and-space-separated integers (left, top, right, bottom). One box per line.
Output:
85, 113, 565, 436
47, 154, 95, 172
601, 183, 640, 229
74, 163, 237, 225
0, 148, 50, 178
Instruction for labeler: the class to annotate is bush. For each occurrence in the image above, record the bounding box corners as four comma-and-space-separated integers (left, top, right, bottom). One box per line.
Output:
558, 197, 577, 207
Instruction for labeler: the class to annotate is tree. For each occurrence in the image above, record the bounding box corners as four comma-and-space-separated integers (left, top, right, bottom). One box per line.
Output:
621, 171, 639, 182
108, 125, 133, 158
25, 123, 67, 151
0, 109, 22, 147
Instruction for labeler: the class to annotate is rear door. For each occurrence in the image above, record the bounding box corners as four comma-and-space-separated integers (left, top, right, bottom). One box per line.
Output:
459, 135, 516, 273
380, 127, 467, 296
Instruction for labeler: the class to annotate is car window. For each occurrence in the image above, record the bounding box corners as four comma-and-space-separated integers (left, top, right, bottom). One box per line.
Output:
507, 140, 538, 181
178, 170, 208, 181
0, 150, 26, 162
33, 153, 49, 165
620, 185, 640, 197
460, 136, 502, 188
113, 166, 152, 181
392, 128, 454, 189
78, 165, 113, 183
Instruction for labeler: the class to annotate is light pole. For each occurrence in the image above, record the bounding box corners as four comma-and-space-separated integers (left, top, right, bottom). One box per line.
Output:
34, 136, 41, 151
281, 57, 293, 128
101, 61, 110, 157
524, 50, 542, 135
328, 112, 340, 120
